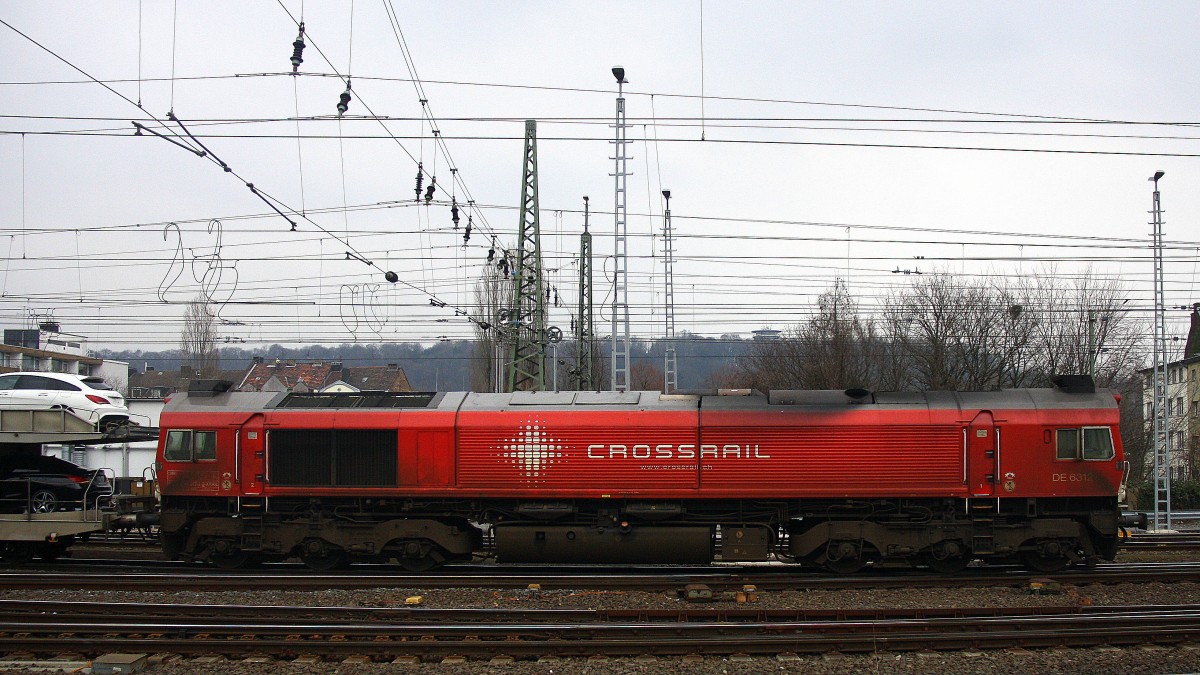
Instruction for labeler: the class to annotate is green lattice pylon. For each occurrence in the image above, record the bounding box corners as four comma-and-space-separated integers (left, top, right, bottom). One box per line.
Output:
507, 120, 546, 392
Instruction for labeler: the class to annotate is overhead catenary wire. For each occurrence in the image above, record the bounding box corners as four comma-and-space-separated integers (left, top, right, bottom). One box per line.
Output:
2, 12, 499, 333
3, 11, 1193, 353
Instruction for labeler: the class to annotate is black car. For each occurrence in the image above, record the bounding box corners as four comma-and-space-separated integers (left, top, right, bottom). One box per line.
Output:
0, 454, 112, 513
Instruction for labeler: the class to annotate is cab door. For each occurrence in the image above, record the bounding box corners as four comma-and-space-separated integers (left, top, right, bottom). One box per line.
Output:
967, 410, 996, 497
239, 414, 266, 495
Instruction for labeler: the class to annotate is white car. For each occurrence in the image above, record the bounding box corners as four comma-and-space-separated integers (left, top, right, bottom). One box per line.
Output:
0, 372, 129, 430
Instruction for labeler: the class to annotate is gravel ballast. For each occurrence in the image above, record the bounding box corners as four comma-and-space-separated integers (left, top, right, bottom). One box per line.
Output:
0, 578, 1198, 674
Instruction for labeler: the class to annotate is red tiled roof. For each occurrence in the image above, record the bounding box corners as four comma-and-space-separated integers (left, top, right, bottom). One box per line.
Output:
240, 362, 334, 392
335, 365, 412, 392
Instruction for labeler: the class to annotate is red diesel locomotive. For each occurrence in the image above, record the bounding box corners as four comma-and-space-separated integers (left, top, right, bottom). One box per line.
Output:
155, 376, 1127, 573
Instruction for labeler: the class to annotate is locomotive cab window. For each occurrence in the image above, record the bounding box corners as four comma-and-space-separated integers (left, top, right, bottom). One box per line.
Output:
163, 430, 218, 462
1055, 427, 1115, 461
1055, 429, 1080, 460
1082, 427, 1115, 460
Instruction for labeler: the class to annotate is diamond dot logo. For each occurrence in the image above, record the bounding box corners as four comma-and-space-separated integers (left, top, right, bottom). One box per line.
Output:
499, 419, 564, 482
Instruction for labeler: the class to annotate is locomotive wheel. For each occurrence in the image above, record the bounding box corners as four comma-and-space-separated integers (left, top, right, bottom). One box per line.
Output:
210, 551, 252, 569
920, 551, 969, 574
920, 540, 970, 574
301, 550, 348, 571
1020, 550, 1071, 573
1020, 539, 1074, 573
823, 541, 867, 574
397, 554, 439, 572
393, 539, 445, 572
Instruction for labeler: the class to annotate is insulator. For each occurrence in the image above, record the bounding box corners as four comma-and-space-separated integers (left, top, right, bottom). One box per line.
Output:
451, 198, 460, 229
425, 176, 436, 204
336, 79, 352, 116
546, 287, 551, 301
290, 22, 306, 72
414, 163, 424, 201
487, 242, 496, 263
463, 218, 472, 245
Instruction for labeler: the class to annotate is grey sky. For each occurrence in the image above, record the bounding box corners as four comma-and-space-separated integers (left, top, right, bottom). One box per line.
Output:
1, 2, 1198, 354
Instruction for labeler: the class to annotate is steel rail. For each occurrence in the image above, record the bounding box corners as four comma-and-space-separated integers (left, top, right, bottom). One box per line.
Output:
1122, 533, 1200, 550
0, 608, 1196, 659
3, 598, 1159, 624
1, 562, 1198, 592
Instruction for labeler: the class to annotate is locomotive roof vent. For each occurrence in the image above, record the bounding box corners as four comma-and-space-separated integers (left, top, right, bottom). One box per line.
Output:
188, 379, 233, 397
844, 387, 873, 403
1051, 374, 1096, 394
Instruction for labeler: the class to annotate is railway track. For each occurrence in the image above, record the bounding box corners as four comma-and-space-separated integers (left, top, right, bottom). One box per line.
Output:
2, 561, 1198, 592
1122, 532, 1200, 550
0, 599, 1197, 661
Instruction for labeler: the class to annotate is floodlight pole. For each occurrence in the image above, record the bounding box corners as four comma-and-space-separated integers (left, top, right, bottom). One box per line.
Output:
610, 67, 631, 392
1150, 170, 1172, 531
662, 190, 678, 393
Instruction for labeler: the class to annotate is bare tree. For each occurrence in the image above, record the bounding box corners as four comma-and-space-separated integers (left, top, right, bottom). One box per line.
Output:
181, 295, 219, 377
882, 273, 1041, 391
629, 360, 664, 392
884, 273, 972, 390
737, 280, 880, 391
470, 263, 513, 392
795, 280, 878, 389
1024, 267, 1142, 388
734, 268, 1148, 403
737, 327, 809, 391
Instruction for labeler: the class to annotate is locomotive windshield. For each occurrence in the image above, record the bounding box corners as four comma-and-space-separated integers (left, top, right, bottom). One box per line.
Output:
1056, 427, 1114, 461
1082, 427, 1115, 460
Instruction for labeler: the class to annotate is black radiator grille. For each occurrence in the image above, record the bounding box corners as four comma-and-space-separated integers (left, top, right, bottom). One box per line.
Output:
276, 392, 436, 408
268, 429, 397, 487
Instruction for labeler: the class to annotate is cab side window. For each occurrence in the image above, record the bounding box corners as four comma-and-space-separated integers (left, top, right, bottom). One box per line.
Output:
164, 430, 192, 461
164, 430, 218, 462
194, 431, 218, 460
1056, 429, 1080, 460
1082, 427, 1115, 460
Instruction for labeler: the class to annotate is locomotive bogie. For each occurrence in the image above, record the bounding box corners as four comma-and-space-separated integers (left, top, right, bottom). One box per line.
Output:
167, 505, 482, 569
